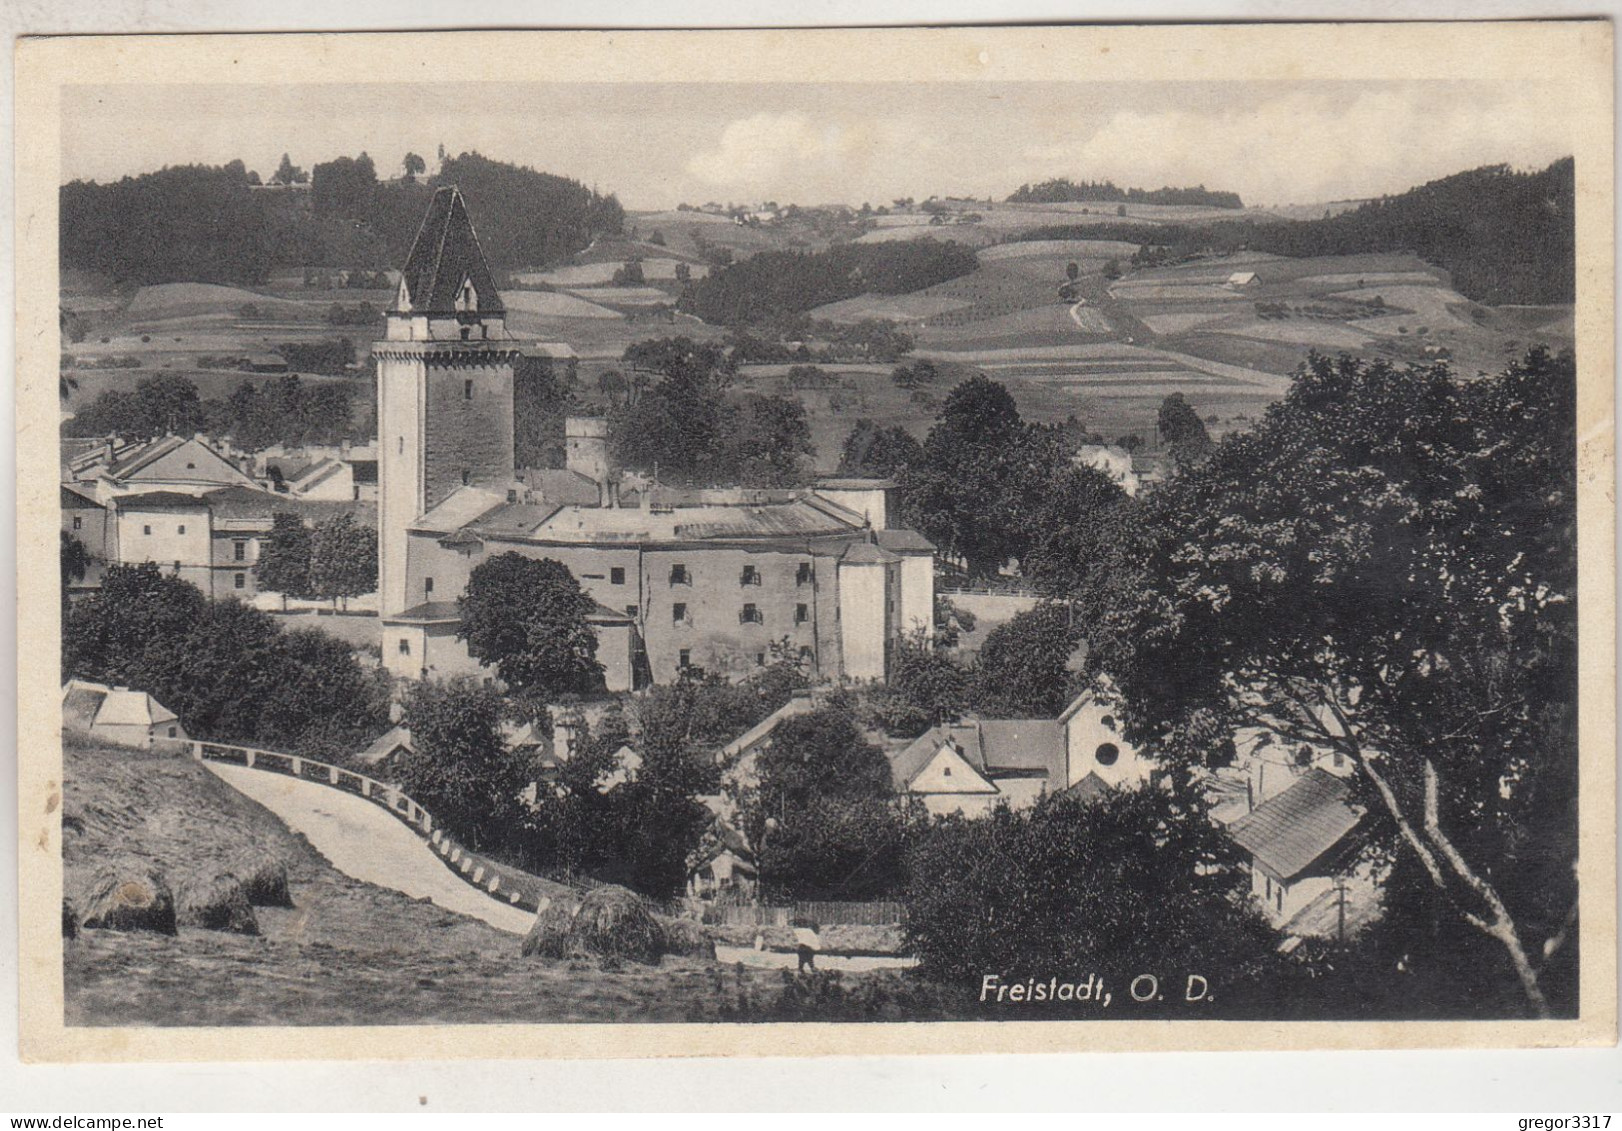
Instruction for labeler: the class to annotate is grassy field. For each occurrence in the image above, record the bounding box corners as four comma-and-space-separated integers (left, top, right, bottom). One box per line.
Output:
62, 734, 964, 1026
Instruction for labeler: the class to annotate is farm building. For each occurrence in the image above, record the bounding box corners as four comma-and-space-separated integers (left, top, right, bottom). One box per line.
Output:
62, 679, 188, 749
1226, 271, 1259, 287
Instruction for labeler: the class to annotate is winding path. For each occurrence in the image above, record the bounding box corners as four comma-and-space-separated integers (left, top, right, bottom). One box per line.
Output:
204, 761, 536, 935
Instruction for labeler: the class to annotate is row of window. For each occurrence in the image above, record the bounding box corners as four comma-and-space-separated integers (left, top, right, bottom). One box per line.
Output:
130, 521, 254, 563
676, 645, 814, 670
669, 601, 811, 627
670, 562, 814, 588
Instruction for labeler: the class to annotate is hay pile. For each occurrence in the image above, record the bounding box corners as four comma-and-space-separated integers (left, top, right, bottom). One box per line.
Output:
567, 886, 664, 964
522, 887, 685, 965
660, 915, 716, 960
72, 862, 177, 935
176, 872, 260, 935
230, 854, 293, 908
520, 898, 578, 959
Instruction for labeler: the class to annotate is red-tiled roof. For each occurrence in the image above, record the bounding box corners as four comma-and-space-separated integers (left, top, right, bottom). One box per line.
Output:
1227, 768, 1361, 882
394, 186, 505, 316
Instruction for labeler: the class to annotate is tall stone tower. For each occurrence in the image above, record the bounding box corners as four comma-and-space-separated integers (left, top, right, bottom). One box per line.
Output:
374, 186, 521, 618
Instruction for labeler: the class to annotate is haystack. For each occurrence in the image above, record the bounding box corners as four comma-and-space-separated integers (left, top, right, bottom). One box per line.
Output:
73, 862, 177, 935
565, 885, 665, 965
520, 898, 578, 959
230, 852, 293, 908
660, 915, 716, 960
176, 872, 260, 935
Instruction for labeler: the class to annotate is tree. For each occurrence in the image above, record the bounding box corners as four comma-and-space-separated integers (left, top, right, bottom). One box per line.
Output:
61, 531, 90, 591
905, 788, 1277, 1003
902, 376, 1070, 576
458, 553, 604, 699
1022, 464, 1132, 599
1087, 350, 1578, 1017
402, 152, 426, 179
272, 153, 307, 186
254, 513, 314, 607
63, 563, 387, 756
725, 393, 812, 486
1103, 258, 1122, 280
1065, 260, 1080, 281
1157, 391, 1213, 465
740, 707, 910, 900
837, 419, 923, 480
396, 678, 531, 854
890, 358, 938, 390
971, 602, 1082, 717
307, 512, 378, 609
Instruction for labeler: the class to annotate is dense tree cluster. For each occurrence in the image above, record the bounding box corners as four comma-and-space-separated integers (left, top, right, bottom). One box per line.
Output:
1011, 159, 1575, 305
253, 510, 378, 609
64, 563, 389, 759
64, 373, 361, 448
59, 151, 624, 285
1078, 348, 1577, 1017
609, 337, 813, 487
1007, 178, 1244, 209
678, 240, 979, 326
737, 707, 915, 901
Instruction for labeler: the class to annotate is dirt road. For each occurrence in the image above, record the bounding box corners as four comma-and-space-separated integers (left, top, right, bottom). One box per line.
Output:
204, 762, 536, 935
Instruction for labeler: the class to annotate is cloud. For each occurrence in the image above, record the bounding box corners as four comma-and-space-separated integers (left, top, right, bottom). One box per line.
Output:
685, 111, 928, 203
1018, 86, 1570, 206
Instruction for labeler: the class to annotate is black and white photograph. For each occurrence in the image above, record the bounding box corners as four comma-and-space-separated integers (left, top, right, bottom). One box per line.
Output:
14, 21, 1614, 1058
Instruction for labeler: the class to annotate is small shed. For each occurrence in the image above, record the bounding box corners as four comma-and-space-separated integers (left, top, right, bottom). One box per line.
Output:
1226, 271, 1258, 287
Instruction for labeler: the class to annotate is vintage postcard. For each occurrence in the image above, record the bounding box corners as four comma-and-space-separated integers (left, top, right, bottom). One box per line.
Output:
13, 22, 1616, 1061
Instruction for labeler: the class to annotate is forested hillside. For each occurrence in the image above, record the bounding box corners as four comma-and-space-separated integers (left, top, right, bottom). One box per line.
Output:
677, 239, 979, 326
1012, 159, 1575, 305
1007, 178, 1244, 209
60, 152, 624, 286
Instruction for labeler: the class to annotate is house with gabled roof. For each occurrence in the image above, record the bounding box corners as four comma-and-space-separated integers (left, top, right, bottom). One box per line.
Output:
1226, 767, 1364, 932
62, 679, 188, 749
78, 434, 259, 501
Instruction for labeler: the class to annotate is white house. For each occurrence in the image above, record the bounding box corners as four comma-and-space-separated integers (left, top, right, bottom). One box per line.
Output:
1226, 271, 1258, 288
62, 679, 188, 749
1073, 444, 1142, 497
1226, 767, 1363, 931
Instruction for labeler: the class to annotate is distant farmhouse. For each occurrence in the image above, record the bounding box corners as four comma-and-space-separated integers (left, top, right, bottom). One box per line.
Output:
374, 187, 937, 690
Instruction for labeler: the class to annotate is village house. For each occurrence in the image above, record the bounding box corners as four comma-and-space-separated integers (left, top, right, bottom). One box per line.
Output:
375, 187, 937, 691
67, 433, 259, 502
889, 689, 1153, 817
259, 441, 380, 502
1073, 443, 1142, 497
61, 484, 111, 591
62, 679, 188, 749
1225, 767, 1366, 936
99, 483, 374, 600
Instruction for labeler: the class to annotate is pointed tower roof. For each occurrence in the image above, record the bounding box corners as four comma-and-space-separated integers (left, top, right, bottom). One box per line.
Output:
393, 186, 505, 316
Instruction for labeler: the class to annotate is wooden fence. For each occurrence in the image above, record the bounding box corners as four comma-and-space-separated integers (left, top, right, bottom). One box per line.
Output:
703, 900, 905, 927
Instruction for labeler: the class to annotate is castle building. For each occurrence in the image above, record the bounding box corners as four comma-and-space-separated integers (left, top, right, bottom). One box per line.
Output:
377, 188, 936, 691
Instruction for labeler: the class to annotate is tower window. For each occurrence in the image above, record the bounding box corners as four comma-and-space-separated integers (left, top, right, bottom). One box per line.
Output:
669, 563, 690, 586
461, 469, 471, 486
464, 378, 473, 400
424, 577, 434, 595
177, 524, 186, 535
795, 603, 809, 624
460, 326, 471, 341
611, 567, 626, 585
399, 436, 404, 454
672, 602, 688, 625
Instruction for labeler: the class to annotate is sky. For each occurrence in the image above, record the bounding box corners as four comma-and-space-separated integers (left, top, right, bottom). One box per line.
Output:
61, 79, 1573, 211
